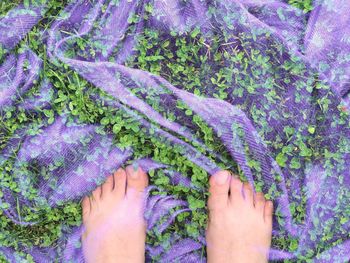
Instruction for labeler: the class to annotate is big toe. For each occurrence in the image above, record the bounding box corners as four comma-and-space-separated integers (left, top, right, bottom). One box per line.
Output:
126, 164, 149, 195
208, 170, 231, 211
229, 175, 244, 203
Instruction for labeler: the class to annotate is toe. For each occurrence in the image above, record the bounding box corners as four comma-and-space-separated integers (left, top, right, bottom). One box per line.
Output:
229, 175, 243, 203
264, 200, 274, 224
101, 174, 115, 194
113, 168, 127, 199
208, 170, 231, 210
91, 185, 102, 201
254, 192, 266, 212
82, 196, 91, 222
126, 165, 149, 195
242, 182, 254, 206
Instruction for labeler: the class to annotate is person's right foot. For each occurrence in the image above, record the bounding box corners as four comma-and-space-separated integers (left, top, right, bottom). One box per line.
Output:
206, 171, 273, 263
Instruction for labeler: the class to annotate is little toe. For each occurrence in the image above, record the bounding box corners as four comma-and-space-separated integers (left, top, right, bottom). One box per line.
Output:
242, 182, 254, 206
229, 175, 243, 203
82, 196, 91, 222
113, 168, 127, 199
264, 200, 274, 224
254, 192, 266, 212
126, 165, 149, 194
208, 170, 231, 210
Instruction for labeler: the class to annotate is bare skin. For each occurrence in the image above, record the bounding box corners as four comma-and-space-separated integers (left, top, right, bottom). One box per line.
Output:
81, 165, 148, 263
206, 170, 273, 263
81, 168, 273, 263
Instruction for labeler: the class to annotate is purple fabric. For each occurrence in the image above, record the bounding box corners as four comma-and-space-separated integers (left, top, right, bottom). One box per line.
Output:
1, 0, 350, 262
0, 4, 44, 51
305, 0, 350, 101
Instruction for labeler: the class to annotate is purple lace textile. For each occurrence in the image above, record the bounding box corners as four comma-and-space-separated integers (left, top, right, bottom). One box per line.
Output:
1, 0, 350, 262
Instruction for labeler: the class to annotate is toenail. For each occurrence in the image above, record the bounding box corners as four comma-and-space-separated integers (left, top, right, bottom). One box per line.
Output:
132, 163, 139, 171
130, 169, 140, 179
214, 171, 229, 185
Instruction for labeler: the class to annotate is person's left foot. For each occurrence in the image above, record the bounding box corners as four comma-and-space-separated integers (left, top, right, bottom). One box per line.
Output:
81, 165, 149, 263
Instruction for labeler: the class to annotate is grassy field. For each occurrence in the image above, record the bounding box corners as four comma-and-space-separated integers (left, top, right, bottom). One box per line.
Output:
1, 0, 315, 262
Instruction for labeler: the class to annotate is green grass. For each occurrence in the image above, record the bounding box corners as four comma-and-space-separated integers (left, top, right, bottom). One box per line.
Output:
0, 0, 328, 262
288, 0, 314, 13
0, 1, 21, 16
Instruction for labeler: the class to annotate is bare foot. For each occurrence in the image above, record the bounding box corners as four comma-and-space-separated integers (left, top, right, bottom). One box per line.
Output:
81, 165, 149, 263
206, 171, 273, 263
